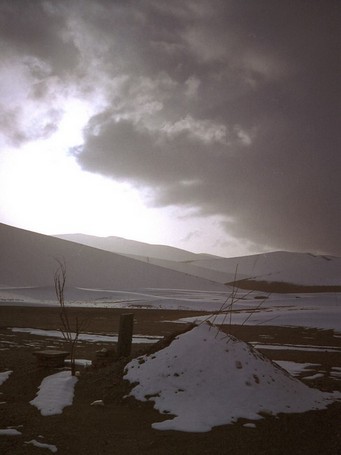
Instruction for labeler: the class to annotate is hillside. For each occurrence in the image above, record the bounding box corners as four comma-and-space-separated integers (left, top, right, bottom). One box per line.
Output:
55, 233, 217, 262
0, 223, 226, 293
53, 233, 341, 291
191, 251, 341, 291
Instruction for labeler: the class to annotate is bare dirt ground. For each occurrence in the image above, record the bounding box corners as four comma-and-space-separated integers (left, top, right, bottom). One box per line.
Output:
0, 306, 340, 454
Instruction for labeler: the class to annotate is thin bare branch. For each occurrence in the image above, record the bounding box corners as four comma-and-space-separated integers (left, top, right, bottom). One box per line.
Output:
54, 258, 83, 376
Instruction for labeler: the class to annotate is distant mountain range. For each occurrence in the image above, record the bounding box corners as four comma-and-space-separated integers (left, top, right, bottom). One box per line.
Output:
56, 232, 341, 292
55, 233, 217, 262
0, 223, 225, 292
0, 224, 340, 298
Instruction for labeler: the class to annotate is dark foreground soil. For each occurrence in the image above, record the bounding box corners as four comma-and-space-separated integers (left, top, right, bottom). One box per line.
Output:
0, 306, 340, 455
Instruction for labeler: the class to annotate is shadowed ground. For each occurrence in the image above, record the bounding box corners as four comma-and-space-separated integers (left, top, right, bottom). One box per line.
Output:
0, 306, 340, 454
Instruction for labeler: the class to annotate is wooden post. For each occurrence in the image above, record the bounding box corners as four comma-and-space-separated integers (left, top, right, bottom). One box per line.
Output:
117, 313, 134, 357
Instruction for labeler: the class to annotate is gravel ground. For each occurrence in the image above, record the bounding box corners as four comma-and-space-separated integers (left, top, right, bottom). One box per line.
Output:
0, 306, 340, 454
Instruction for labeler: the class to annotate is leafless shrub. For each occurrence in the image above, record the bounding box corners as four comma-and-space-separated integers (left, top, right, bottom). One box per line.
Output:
54, 259, 86, 376
202, 265, 270, 338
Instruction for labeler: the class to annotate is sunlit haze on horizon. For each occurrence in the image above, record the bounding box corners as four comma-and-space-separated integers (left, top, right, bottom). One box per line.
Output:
0, 1, 339, 258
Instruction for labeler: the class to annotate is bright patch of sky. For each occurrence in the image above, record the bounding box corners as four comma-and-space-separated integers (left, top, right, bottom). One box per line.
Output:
1, 1, 338, 257
0, 119, 244, 256
0, 51, 251, 257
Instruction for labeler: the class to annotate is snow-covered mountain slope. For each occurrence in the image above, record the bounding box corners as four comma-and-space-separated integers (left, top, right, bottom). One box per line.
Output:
55, 233, 217, 262
190, 251, 341, 288
0, 223, 226, 292
54, 233, 341, 290
145, 252, 341, 288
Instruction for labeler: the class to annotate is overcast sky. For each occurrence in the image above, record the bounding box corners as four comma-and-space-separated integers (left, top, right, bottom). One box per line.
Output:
0, 0, 340, 257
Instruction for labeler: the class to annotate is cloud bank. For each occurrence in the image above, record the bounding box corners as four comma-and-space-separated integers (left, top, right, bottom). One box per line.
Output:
1, 0, 340, 255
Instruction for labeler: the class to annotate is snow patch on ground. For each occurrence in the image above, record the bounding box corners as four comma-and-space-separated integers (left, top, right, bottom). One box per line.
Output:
176, 293, 341, 333
0, 428, 22, 436
274, 361, 319, 376
11, 327, 161, 344
25, 439, 58, 453
65, 359, 92, 367
243, 423, 257, 428
251, 342, 341, 353
30, 370, 78, 416
124, 323, 341, 432
0, 370, 12, 385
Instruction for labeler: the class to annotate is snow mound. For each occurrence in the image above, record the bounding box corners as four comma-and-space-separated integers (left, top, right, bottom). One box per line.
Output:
30, 370, 78, 416
124, 323, 341, 432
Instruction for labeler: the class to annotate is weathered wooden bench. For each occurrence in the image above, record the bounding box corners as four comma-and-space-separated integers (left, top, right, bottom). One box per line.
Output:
33, 350, 70, 368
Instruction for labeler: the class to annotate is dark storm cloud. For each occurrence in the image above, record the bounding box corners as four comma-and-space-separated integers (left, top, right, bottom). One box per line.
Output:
2, 0, 340, 255
0, 0, 80, 144
0, 0, 79, 75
